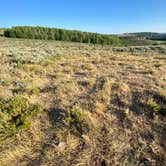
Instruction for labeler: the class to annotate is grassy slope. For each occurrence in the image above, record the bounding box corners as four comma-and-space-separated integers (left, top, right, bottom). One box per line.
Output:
0, 37, 166, 166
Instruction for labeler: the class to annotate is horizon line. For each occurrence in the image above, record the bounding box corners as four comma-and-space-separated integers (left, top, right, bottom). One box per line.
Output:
0, 25, 166, 35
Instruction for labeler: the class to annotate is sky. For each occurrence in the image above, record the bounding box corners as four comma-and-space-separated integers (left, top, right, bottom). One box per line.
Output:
0, 0, 166, 34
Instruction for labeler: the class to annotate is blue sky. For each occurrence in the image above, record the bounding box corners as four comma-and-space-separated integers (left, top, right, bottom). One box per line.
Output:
0, 0, 166, 34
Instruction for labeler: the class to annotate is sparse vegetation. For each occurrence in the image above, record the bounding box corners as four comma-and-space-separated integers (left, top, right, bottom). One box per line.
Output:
64, 106, 93, 136
0, 36, 165, 166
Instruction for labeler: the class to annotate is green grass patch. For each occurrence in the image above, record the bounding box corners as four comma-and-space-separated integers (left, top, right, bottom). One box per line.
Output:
147, 98, 166, 116
23, 87, 40, 95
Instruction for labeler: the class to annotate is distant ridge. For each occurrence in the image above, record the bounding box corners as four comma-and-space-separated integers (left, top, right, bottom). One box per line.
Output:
121, 32, 166, 40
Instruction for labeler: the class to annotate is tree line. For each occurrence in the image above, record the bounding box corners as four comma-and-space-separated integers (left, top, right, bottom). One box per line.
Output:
4, 26, 120, 45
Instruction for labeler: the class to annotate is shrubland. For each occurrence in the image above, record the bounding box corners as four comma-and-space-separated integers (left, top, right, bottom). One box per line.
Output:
0, 37, 165, 165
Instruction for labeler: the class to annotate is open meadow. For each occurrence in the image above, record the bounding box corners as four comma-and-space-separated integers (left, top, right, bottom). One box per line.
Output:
0, 37, 166, 165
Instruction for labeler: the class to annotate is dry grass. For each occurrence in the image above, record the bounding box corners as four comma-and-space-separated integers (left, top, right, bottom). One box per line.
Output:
0, 37, 166, 166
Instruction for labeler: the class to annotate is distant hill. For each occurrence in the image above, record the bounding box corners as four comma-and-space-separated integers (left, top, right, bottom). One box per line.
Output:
122, 32, 166, 41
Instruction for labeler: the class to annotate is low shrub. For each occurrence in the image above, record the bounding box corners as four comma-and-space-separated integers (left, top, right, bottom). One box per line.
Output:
0, 96, 41, 142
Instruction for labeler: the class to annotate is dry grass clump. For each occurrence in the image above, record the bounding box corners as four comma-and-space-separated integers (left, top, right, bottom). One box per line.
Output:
55, 106, 96, 147
63, 106, 94, 136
